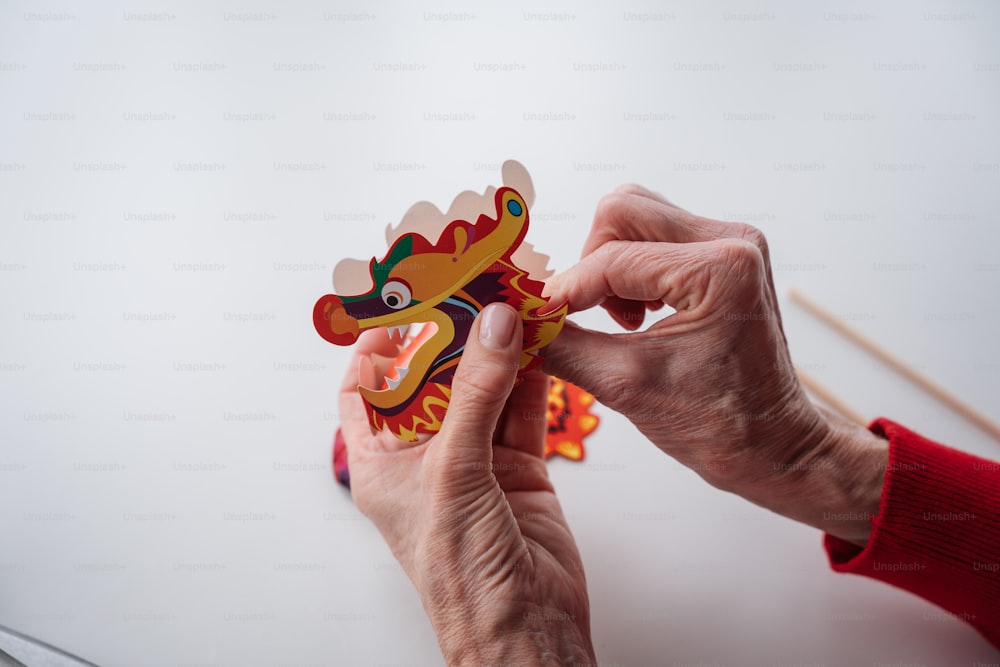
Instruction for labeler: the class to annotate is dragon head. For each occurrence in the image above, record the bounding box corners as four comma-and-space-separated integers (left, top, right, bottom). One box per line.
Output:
314, 166, 566, 441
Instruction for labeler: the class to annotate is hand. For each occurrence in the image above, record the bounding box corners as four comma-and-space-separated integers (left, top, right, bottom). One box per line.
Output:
542, 185, 888, 546
339, 303, 595, 665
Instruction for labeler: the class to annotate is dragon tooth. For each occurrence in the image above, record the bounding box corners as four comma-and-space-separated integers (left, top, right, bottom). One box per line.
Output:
383, 366, 408, 392
387, 324, 410, 341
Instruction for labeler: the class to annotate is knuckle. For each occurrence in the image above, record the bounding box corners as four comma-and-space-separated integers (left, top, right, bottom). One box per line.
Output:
717, 236, 764, 266
594, 192, 633, 226
613, 182, 648, 197
592, 238, 633, 266
712, 237, 766, 284
736, 222, 770, 257
591, 240, 640, 284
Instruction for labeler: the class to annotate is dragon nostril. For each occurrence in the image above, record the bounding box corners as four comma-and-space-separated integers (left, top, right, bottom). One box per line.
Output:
314, 295, 359, 345
328, 307, 358, 337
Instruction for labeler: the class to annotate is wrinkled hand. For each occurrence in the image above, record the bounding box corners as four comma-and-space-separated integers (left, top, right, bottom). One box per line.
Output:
542, 185, 887, 545
340, 303, 595, 665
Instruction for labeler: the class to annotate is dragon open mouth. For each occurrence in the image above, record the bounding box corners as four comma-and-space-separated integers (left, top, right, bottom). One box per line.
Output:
357, 292, 483, 416
371, 322, 435, 392
359, 318, 448, 403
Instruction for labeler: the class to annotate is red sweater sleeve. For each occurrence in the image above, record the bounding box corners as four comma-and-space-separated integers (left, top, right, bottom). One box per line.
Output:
824, 418, 1000, 648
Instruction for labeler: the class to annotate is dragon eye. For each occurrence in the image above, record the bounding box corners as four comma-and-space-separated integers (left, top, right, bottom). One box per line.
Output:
381, 280, 412, 309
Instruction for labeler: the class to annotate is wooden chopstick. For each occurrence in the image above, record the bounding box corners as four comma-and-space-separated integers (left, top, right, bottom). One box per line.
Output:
789, 288, 1000, 443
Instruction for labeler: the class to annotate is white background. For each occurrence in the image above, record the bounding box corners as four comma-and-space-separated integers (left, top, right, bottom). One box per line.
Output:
2, 1, 999, 665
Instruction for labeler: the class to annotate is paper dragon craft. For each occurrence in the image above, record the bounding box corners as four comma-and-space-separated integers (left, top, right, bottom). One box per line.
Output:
544, 377, 599, 460
314, 161, 571, 441
315, 161, 599, 488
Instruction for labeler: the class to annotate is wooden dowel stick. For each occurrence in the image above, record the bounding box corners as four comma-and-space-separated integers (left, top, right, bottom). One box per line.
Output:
789, 288, 1000, 443
796, 369, 867, 426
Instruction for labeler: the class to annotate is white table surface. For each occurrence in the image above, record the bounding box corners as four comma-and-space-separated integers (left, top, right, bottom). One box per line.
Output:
2, 1, 999, 665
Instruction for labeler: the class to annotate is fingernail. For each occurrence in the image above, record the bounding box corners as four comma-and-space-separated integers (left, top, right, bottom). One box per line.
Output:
479, 303, 518, 350
536, 297, 565, 316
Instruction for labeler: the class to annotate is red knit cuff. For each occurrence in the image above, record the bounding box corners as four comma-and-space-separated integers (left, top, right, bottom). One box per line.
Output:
823, 418, 1000, 648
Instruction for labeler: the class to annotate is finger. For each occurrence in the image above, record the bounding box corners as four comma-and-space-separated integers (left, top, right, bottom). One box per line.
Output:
580, 189, 780, 325
337, 329, 397, 426
581, 190, 740, 258
338, 355, 374, 446
495, 369, 550, 459
337, 329, 410, 451
551, 280, 658, 331
547, 238, 764, 318
602, 295, 646, 331
554, 239, 660, 327
434, 303, 522, 466
611, 182, 676, 206
540, 322, 638, 414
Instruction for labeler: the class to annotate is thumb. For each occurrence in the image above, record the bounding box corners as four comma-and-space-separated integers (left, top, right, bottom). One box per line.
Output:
541, 321, 636, 413
435, 302, 522, 465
